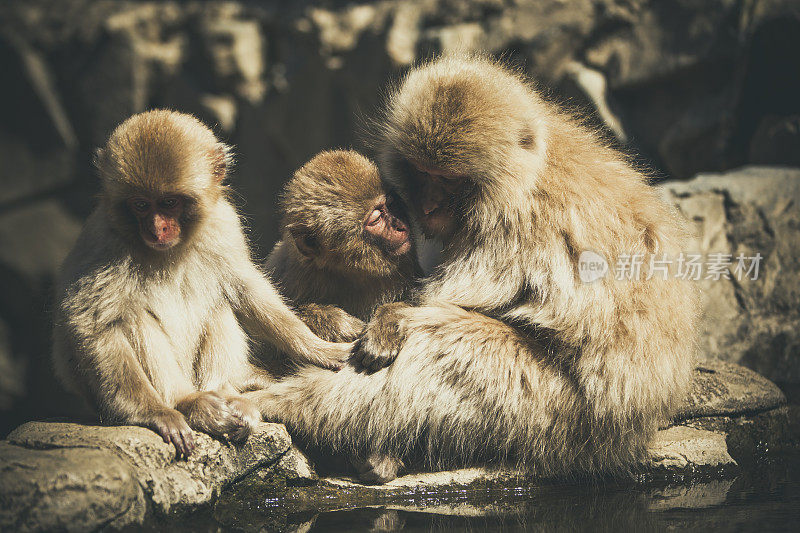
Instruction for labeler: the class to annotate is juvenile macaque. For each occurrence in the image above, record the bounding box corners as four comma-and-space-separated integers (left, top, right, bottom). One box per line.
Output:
247, 55, 698, 483
52, 110, 351, 457
266, 150, 419, 344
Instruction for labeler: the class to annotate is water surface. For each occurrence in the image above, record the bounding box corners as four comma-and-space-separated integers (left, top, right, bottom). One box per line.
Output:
197, 451, 800, 532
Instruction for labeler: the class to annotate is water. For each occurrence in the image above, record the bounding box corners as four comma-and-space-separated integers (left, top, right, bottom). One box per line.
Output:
189, 451, 800, 532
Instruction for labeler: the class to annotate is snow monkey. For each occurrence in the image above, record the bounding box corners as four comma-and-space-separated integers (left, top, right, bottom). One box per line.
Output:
246, 56, 698, 483
52, 110, 352, 457
265, 150, 420, 349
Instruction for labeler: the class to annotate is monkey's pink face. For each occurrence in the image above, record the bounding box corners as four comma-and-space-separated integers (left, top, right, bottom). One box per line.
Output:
407, 162, 464, 239
127, 195, 185, 250
364, 194, 411, 256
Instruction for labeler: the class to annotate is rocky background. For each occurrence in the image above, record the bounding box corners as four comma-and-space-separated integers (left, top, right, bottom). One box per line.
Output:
0, 0, 798, 434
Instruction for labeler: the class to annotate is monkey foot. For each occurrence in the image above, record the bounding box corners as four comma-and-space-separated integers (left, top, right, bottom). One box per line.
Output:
177, 391, 253, 444
352, 453, 404, 484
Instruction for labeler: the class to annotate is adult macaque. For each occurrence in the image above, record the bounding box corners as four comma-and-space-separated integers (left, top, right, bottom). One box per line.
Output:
266, 150, 419, 344
53, 110, 351, 457
247, 56, 698, 483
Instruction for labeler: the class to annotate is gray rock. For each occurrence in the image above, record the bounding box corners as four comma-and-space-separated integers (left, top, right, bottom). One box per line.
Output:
271, 445, 318, 485
0, 441, 145, 532
646, 426, 735, 473
1, 421, 292, 530
0, 201, 80, 285
661, 167, 800, 383
677, 358, 786, 420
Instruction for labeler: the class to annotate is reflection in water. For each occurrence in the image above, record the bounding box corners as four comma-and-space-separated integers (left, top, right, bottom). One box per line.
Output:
190, 452, 800, 532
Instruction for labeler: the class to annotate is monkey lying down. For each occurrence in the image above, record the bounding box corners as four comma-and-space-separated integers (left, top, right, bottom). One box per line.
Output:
52, 110, 353, 457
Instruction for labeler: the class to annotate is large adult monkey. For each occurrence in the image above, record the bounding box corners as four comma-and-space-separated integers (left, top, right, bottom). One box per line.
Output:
247, 56, 698, 482
53, 110, 352, 457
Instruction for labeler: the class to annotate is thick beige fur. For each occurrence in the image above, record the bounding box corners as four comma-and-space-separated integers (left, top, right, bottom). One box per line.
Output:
52, 110, 350, 452
248, 56, 699, 479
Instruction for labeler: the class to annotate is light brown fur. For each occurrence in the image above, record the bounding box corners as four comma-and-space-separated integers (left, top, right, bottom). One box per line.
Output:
247, 56, 698, 481
266, 150, 418, 333
52, 110, 351, 456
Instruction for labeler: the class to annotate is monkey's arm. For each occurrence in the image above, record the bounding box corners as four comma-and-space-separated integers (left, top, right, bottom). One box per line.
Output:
354, 248, 528, 369
232, 263, 352, 370
70, 324, 195, 456
296, 304, 365, 343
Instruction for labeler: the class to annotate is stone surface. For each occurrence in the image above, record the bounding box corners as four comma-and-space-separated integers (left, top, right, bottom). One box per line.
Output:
661, 167, 800, 383
0, 442, 144, 532
271, 445, 318, 485
677, 358, 786, 420
0, 361, 795, 530
0, 421, 291, 530
646, 426, 735, 472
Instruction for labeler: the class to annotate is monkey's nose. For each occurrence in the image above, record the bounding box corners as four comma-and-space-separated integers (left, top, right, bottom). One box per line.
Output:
150, 215, 170, 239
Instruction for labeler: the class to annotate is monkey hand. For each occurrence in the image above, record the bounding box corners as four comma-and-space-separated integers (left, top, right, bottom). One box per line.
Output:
149, 408, 195, 459
304, 341, 354, 371
353, 302, 410, 371
297, 304, 365, 342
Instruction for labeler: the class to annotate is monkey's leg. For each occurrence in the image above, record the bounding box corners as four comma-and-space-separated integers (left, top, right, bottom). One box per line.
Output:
233, 263, 353, 370
245, 304, 586, 482
181, 305, 260, 443
76, 325, 196, 457
296, 304, 365, 342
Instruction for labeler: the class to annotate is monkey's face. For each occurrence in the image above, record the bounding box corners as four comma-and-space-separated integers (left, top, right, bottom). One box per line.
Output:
363, 193, 412, 257
380, 56, 544, 241
282, 151, 417, 279
288, 191, 415, 279
126, 193, 187, 250
97, 110, 230, 254
403, 162, 466, 239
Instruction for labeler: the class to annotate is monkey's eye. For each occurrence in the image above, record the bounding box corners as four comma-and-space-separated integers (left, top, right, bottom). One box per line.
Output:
366, 209, 382, 226
159, 197, 180, 209
129, 199, 150, 213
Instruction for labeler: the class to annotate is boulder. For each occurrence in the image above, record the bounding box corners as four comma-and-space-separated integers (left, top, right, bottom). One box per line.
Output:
0, 442, 144, 532
677, 358, 786, 419
0, 360, 794, 531
661, 167, 800, 383
0, 421, 291, 531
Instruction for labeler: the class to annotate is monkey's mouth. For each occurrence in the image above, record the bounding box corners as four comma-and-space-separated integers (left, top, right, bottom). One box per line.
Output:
140, 231, 180, 251
419, 205, 454, 237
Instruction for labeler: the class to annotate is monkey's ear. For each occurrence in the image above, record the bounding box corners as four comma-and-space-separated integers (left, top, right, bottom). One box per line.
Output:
210, 144, 231, 183
288, 225, 320, 258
